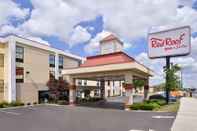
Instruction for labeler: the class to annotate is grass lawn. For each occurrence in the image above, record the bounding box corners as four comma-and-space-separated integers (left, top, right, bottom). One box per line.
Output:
155, 101, 180, 112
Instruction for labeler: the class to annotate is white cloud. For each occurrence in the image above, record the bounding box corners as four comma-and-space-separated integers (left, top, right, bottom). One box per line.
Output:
135, 52, 165, 86
84, 30, 111, 54
123, 41, 132, 50
18, 0, 96, 41
1, 0, 197, 47
27, 36, 50, 46
178, 0, 193, 7
68, 26, 91, 47
0, 0, 29, 25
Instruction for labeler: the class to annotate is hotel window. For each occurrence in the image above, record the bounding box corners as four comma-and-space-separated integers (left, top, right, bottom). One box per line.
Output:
119, 81, 122, 86
49, 54, 55, 67
49, 71, 55, 79
107, 80, 110, 86
16, 46, 24, 63
16, 67, 24, 83
97, 81, 100, 87
84, 80, 87, 86
59, 55, 64, 69
78, 80, 82, 85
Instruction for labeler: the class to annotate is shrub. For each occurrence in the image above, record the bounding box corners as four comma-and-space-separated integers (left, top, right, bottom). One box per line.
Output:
0, 101, 24, 108
129, 103, 143, 110
10, 101, 24, 107
129, 100, 162, 110
0, 101, 9, 108
140, 103, 160, 110
150, 99, 166, 106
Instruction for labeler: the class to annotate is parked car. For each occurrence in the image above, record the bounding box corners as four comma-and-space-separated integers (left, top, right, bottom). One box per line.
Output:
149, 92, 177, 102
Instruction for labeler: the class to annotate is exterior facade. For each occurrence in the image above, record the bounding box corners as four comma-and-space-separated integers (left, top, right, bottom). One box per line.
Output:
0, 35, 83, 104
62, 34, 153, 105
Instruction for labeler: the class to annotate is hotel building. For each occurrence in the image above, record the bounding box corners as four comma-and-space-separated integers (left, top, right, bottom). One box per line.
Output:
0, 35, 83, 104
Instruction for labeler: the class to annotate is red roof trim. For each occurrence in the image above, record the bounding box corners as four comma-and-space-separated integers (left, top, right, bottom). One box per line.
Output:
80, 52, 135, 67
86, 51, 133, 60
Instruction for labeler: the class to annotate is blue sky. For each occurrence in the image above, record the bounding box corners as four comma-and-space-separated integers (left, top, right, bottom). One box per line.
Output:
5, 0, 147, 57
1, 0, 197, 87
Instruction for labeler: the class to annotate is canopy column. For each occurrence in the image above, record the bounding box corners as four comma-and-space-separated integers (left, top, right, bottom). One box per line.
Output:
100, 79, 105, 99
144, 79, 149, 100
124, 73, 134, 105
65, 75, 76, 105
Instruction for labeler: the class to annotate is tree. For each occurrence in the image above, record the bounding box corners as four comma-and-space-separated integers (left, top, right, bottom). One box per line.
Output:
47, 75, 69, 102
164, 64, 181, 104
165, 64, 181, 91
133, 79, 145, 93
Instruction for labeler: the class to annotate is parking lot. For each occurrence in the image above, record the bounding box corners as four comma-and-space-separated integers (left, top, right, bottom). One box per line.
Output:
0, 105, 176, 131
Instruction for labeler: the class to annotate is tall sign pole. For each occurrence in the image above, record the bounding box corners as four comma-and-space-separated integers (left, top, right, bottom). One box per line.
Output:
166, 56, 170, 104
148, 26, 191, 104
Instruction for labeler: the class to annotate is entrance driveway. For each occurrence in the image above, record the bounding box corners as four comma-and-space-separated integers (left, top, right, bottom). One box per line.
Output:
0, 105, 176, 131
78, 95, 144, 110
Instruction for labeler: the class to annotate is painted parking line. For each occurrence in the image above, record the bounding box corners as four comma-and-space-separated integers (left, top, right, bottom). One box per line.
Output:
152, 115, 175, 119
0, 110, 21, 115
129, 129, 155, 131
129, 130, 144, 131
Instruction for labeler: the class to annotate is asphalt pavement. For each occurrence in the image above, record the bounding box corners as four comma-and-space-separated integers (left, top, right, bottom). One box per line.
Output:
0, 105, 176, 131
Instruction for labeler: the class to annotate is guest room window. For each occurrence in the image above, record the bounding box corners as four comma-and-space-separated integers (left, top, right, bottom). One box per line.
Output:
16, 46, 24, 63
49, 54, 55, 67
16, 67, 24, 83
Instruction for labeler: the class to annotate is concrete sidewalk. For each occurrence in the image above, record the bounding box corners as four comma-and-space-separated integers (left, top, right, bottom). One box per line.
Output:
171, 97, 197, 131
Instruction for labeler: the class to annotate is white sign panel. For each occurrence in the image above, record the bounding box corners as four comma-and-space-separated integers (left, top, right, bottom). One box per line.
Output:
148, 26, 191, 58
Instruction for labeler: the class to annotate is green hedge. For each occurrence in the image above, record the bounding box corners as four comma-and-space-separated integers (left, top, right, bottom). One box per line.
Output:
148, 99, 166, 106
129, 100, 166, 110
0, 101, 24, 108
76, 97, 104, 103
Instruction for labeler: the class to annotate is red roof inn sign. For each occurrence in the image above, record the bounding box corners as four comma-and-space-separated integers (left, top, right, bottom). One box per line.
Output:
148, 26, 191, 58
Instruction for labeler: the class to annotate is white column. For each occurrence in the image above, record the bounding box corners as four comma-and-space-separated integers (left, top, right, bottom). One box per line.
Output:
55, 53, 59, 79
65, 76, 76, 105
125, 73, 133, 105
120, 81, 123, 96
8, 36, 16, 102
69, 88, 76, 104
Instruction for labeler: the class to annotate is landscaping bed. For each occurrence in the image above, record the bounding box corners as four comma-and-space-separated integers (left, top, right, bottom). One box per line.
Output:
76, 97, 104, 103
0, 101, 24, 108
128, 99, 178, 111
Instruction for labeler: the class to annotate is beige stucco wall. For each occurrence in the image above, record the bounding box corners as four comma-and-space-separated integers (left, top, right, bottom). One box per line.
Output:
0, 54, 3, 101
63, 56, 79, 69
0, 44, 8, 101
15, 43, 50, 104
15, 42, 81, 104
0, 55, 4, 80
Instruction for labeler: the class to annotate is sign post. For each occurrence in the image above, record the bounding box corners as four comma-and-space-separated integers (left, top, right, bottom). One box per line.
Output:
166, 56, 170, 104
148, 26, 191, 104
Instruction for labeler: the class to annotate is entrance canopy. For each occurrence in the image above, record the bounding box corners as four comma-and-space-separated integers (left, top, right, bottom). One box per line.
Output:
62, 52, 153, 81
62, 51, 154, 105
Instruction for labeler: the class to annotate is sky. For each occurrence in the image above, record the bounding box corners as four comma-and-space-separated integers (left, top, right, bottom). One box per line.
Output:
0, 0, 197, 88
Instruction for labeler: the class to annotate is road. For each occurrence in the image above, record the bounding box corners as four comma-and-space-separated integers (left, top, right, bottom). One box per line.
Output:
0, 105, 176, 131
